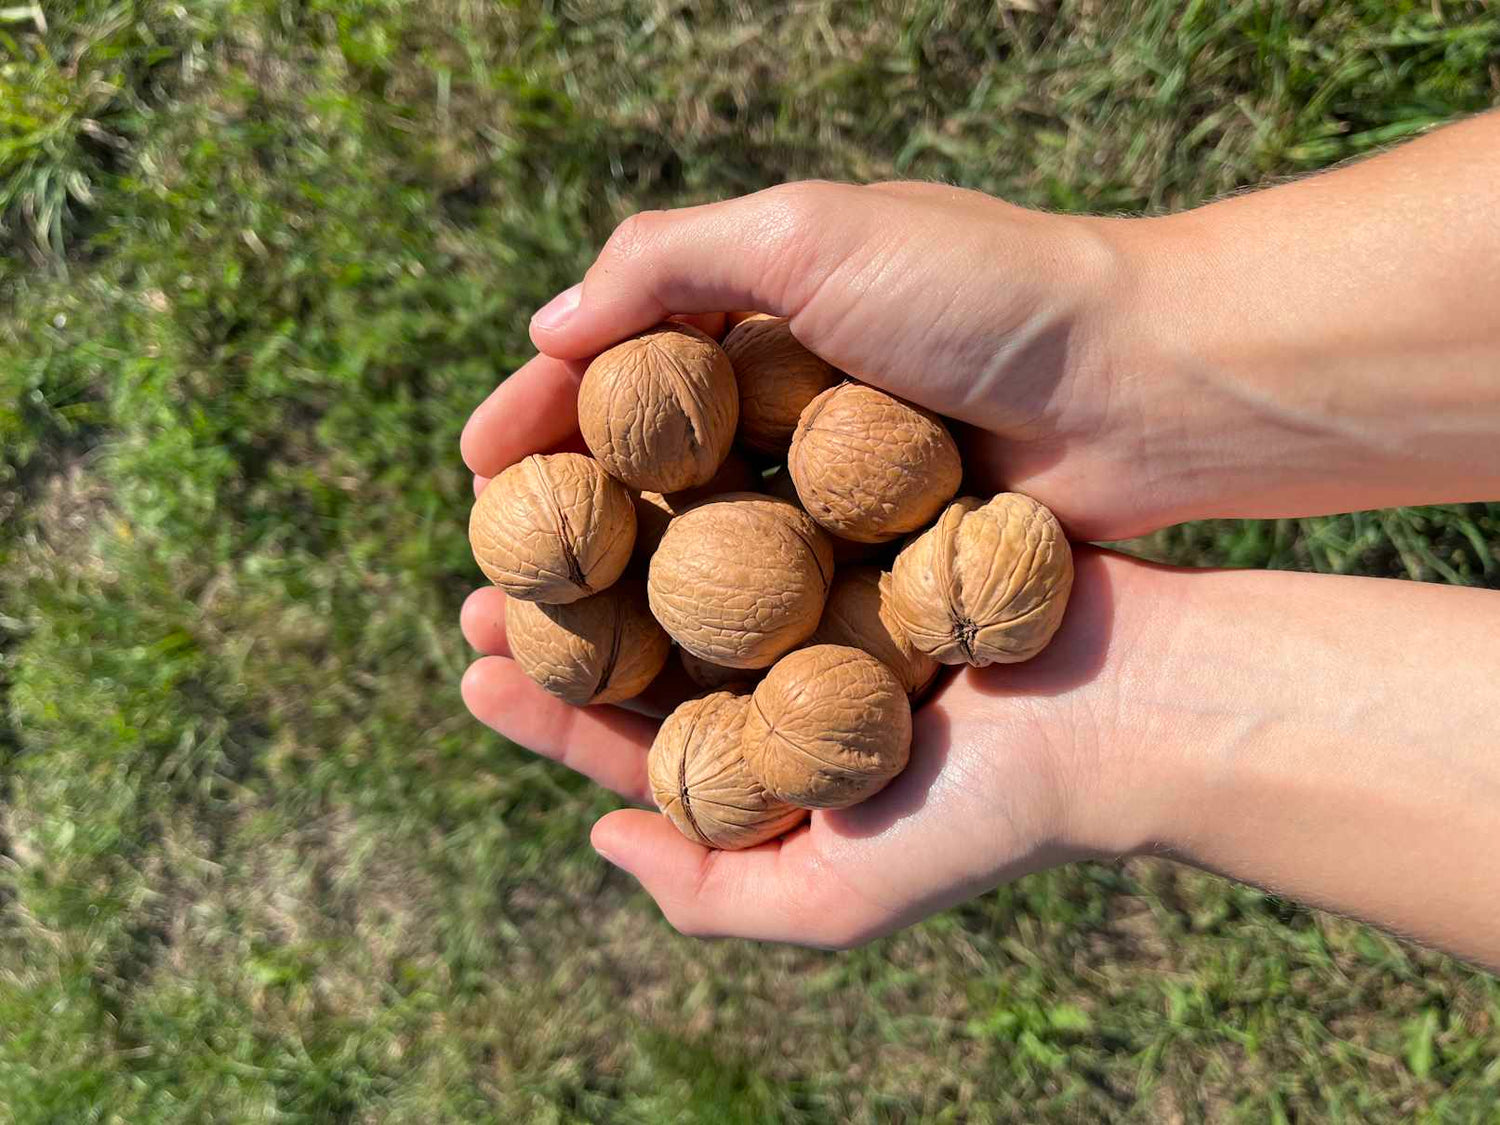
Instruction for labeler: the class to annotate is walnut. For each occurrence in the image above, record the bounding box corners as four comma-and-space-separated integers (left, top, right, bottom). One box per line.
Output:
648, 690, 807, 850
887, 493, 1073, 667
722, 314, 839, 455
764, 467, 888, 566
631, 451, 757, 559
647, 493, 833, 670
577, 323, 739, 492
742, 644, 912, 809
469, 452, 635, 603
505, 580, 670, 705
787, 382, 962, 543
811, 566, 939, 699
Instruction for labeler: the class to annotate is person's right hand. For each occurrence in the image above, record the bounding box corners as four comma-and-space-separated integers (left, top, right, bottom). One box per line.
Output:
467, 180, 1177, 541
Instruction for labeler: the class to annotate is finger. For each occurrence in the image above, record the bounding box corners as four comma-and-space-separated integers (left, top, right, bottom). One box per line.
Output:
472, 474, 490, 499
590, 810, 877, 948
461, 353, 588, 477
529, 182, 870, 360
461, 656, 655, 803
460, 587, 509, 656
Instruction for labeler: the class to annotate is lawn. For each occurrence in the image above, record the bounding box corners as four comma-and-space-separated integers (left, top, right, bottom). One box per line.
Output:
2, 1, 1498, 1121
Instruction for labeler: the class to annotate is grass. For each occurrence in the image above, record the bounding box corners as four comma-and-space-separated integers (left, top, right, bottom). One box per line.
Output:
2, 0, 1498, 1120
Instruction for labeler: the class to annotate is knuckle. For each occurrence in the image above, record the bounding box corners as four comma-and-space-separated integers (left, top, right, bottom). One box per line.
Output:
754, 181, 838, 243
601, 210, 665, 264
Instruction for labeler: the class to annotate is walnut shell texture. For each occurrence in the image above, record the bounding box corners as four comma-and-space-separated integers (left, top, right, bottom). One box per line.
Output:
764, 468, 889, 566
743, 644, 912, 809
648, 691, 807, 850
632, 451, 758, 559
722, 315, 840, 455
648, 493, 834, 670
506, 580, 670, 705
811, 566, 940, 698
788, 382, 962, 543
578, 323, 739, 492
888, 493, 1073, 667
469, 452, 635, 604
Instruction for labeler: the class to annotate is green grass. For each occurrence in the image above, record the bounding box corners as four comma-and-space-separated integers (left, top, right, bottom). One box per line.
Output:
2, 1, 1498, 1121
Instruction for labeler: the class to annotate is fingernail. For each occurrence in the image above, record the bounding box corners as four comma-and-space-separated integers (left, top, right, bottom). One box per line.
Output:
532, 283, 582, 332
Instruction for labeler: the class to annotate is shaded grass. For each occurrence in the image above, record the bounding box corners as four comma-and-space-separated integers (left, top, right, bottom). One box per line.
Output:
1, 1, 1498, 1121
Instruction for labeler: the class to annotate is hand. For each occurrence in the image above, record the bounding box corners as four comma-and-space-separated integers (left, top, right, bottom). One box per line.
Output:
468, 114, 1500, 538
464, 180, 1171, 542
462, 550, 1500, 964
460, 549, 1140, 947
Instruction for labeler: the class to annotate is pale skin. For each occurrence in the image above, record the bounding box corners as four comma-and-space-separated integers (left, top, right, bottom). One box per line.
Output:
459, 112, 1500, 970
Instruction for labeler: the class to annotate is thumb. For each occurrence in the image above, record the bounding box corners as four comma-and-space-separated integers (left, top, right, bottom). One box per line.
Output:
529, 181, 868, 360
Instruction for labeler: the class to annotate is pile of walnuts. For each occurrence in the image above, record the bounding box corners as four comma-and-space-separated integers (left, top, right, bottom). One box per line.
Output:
470, 315, 1075, 849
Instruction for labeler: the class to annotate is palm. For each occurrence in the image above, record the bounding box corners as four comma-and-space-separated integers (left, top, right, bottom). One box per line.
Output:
459, 549, 1115, 947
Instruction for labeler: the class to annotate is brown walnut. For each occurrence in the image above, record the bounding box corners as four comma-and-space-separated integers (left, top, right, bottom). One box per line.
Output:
743, 644, 912, 809
648, 690, 807, 850
631, 451, 757, 560
887, 493, 1073, 667
505, 580, 670, 705
811, 566, 940, 699
577, 323, 739, 492
764, 467, 888, 566
469, 452, 635, 604
648, 493, 834, 670
722, 314, 839, 455
788, 382, 962, 543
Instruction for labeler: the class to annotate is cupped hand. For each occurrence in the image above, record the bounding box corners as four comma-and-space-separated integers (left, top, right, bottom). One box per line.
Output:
463, 181, 1184, 542
459, 549, 1157, 948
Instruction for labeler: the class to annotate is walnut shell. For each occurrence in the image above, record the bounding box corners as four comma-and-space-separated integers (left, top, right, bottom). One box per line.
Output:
505, 580, 670, 705
679, 649, 761, 692
722, 310, 764, 333
647, 493, 834, 670
631, 451, 758, 559
577, 323, 739, 492
888, 493, 1073, 667
648, 691, 807, 850
811, 566, 939, 699
787, 383, 962, 543
743, 645, 912, 809
722, 315, 839, 456
764, 467, 888, 566
469, 453, 635, 604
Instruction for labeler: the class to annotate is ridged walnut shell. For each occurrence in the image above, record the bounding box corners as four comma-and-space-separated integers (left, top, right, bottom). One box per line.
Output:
788, 383, 962, 543
648, 691, 807, 850
743, 644, 912, 809
578, 323, 739, 492
811, 567, 940, 699
888, 493, 1073, 667
648, 493, 834, 670
764, 467, 888, 566
722, 315, 840, 456
631, 451, 758, 559
505, 580, 670, 705
469, 453, 635, 604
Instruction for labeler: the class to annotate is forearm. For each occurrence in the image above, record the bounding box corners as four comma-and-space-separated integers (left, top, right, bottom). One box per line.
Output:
1109, 111, 1500, 523
1087, 559, 1500, 969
